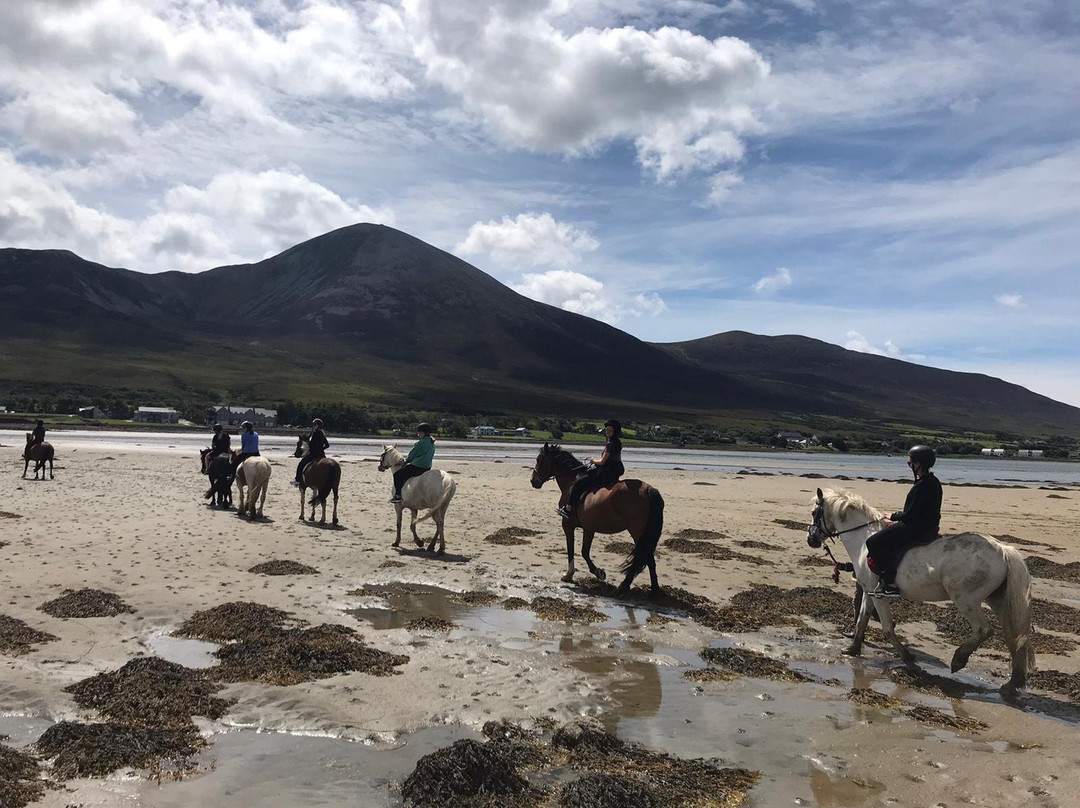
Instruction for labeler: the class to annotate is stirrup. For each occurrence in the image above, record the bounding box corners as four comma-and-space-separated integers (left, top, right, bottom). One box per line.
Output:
871, 582, 901, 599
390, 495, 402, 504
556, 506, 572, 519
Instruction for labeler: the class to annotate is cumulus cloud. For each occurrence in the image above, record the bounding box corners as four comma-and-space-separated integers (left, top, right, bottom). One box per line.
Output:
404, 0, 768, 179
512, 269, 666, 324
706, 171, 744, 205
752, 266, 792, 294
995, 293, 1024, 308
456, 213, 598, 268
844, 330, 924, 362
0, 154, 390, 271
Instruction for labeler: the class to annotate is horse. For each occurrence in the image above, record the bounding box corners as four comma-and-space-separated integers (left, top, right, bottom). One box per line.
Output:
293, 437, 341, 525
807, 487, 1035, 697
234, 453, 272, 519
377, 445, 457, 554
530, 443, 665, 594
22, 434, 54, 480
202, 453, 234, 508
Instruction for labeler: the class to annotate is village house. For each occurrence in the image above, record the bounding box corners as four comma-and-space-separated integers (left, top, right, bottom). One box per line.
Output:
134, 406, 179, 424
514, 427, 531, 437
473, 425, 498, 437
78, 405, 105, 419
213, 405, 278, 427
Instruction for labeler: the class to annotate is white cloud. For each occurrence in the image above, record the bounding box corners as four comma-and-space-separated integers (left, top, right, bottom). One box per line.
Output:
512, 269, 665, 324
843, 330, 924, 362
706, 171, 744, 205
0, 83, 138, 156
404, 1, 768, 179
995, 293, 1024, 308
752, 266, 791, 295
456, 213, 598, 268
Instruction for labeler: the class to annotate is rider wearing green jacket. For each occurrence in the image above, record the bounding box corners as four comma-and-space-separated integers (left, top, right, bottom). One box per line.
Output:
390, 422, 435, 504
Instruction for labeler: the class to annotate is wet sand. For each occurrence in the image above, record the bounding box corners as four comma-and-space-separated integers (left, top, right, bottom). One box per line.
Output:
2, 446, 1080, 806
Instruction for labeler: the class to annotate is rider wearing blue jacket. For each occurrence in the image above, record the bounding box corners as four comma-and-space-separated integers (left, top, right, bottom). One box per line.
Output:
867, 445, 942, 598
232, 421, 260, 469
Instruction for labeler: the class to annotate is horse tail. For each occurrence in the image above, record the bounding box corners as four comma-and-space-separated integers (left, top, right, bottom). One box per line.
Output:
620, 487, 664, 578
998, 541, 1036, 681
412, 475, 457, 526
311, 462, 340, 506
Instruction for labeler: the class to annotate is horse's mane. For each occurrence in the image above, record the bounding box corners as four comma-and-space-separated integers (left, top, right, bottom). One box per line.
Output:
383, 444, 406, 461
820, 488, 886, 522
544, 444, 582, 473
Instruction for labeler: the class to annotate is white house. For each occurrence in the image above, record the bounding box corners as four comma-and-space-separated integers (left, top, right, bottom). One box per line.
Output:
515, 427, 531, 437
134, 406, 179, 424
474, 425, 498, 436
78, 405, 105, 419
1016, 449, 1044, 458
980, 447, 1007, 457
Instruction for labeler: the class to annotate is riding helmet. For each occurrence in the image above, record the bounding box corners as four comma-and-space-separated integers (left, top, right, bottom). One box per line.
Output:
241, 421, 253, 430
213, 423, 222, 431
604, 419, 622, 436
417, 422, 433, 435
312, 418, 323, 427
908, 444, 936, 469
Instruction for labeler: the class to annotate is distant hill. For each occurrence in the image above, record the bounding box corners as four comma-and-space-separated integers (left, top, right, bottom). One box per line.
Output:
2, 224, 1078, 435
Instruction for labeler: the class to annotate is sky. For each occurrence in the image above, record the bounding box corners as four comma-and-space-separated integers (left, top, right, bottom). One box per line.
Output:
2, 1, 1079, 406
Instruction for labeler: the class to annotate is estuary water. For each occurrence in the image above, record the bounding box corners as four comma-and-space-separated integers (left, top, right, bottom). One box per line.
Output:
4, 429, 1077, 486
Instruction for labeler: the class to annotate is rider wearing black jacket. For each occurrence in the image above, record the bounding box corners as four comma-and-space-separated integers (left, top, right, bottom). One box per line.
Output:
31, 420, 46, 446
295, 418, 329, 485
867, 445, 942, 598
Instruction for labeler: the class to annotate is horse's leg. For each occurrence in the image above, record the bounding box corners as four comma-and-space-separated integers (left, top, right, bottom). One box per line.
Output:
949, 595, 994, 674
48, 456, 53, 480
580, 530, 606, 582
647, 557, 659, 593
22, 458, 28, 478
844, 589, 876, 657
331, 486, 338, 526
319, 497, 326, 524
298, 486, 306, 521
412, 509, 424, 548
562, 523, 576, 583
393, 505, 403, 547
874, 600, 916, 668
427, 512, 440, 554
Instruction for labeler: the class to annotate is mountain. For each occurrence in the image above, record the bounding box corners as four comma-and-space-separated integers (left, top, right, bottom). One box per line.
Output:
2, 224, 1078, 435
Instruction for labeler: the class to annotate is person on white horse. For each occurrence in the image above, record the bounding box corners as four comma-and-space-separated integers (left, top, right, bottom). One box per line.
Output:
867, 444, 942, 599
231, 421, 260, 471
293, 418, 329, 487
390, 423, 435, 504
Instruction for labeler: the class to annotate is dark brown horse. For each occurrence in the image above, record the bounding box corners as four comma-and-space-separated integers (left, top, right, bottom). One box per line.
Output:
294, 437, 341, 525
22, 434, 54, 480
530, 443, 664, 593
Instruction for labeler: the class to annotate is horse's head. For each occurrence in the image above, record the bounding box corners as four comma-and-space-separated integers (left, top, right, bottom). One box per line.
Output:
377, 445, 401, 472
531, 443, 561, 489
24, 432, 32, 445
807, 488, 830, 548
294, 436, 308, 458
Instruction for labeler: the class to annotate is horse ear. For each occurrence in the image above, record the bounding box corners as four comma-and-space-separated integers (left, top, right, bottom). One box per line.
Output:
816, 487, 823, 501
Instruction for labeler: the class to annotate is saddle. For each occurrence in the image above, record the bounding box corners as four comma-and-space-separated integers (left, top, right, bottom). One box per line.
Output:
867, 531, 943, 575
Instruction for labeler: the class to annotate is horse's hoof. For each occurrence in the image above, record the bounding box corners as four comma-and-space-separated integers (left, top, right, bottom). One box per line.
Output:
594, 568, 607, 582
561, 572, 575, 583
1000, 683, 1019, 701
436, 548, 445, 557
950, 652, 970, 674
842, 645, 862, 657
616, 584, 631, 596
392, 540, 400, 548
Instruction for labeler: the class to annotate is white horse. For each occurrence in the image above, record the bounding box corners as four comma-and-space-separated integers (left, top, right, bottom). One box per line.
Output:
235, 455, 272, 519
807, 487, 1035, 697
377, 445, 457, 554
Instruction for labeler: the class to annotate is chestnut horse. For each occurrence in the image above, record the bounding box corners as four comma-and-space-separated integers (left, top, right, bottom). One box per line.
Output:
293, 437, 341, 525
22, 434, 54, 480
530, 443, 664, 593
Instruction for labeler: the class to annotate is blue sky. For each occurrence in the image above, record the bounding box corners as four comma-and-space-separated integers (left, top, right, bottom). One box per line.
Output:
2, 1, 1078, 405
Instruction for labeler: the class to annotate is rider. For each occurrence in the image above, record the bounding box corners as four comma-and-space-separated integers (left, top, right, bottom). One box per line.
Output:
867, 444, 942, 598
390, 422, 435, 504
293, 418, 329, 487
30, 419, 46, 447
556, 419, 625, 519
202, 424, 231, 474
232, 421, 260, 470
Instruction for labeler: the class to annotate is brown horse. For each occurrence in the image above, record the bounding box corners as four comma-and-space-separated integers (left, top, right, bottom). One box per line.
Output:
22, 434, 54, 480
293, 437, 341, 525
530, 443, 664, 593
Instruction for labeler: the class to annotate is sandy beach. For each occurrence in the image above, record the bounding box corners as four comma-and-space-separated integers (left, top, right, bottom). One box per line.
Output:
3, 442, 1080, 807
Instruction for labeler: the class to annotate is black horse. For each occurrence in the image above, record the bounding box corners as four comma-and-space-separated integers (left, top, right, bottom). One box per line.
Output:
202, 453, 234, 508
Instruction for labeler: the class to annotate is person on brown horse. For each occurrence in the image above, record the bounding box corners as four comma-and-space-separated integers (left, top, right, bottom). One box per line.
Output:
30, 420, 46, 448
556, 419, 625, 520
293, 418, 329, 487
22, 423, 55, 480
201, 424, 231, 474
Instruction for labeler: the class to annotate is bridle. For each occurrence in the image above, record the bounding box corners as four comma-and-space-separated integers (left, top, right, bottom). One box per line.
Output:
531, 448, 588, 487
377, 447, 399, 472
807, 497, 885, 584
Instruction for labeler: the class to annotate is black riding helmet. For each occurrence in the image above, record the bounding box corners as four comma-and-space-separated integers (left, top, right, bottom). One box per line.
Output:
213, 423, 222, 432
416, 422, 433, 435
312, 418, 323, 427
908, 444, 936, 469
604, 419, 622, 437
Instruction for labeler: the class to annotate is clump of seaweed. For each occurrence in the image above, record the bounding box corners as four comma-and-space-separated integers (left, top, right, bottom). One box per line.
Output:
449, 591, 500, 607
887, 667, 987, 699
604, 541, 636, 555
0, 511, 21, 519
379, 560, 407, 569
0, 743, 46, 808
737, 540, 783, 551
502, 597, 531, 611
663, 538, 772, 566
1028, 670, 1080, 702
64, 657, 232, 727
405, 617, 456, 633
247, 560, 319, 575
772, 519, 807, 531
401, 738, 540, 808
173, 601, 295, 643
39, 589, 136, 619
682, 668, 740, 683
847, 688, 902, 710
35, 721, 202, 779
560, 773, 657, 808
0, 615, 57, 656
698, 647, 809, 682
905, 705, 988, 733
672, 528, 728, 541
1034, 598, 1080, 636
531, 597, 607, 624
1025, 557, 1080, 584
211, 623, 409, 685
485, 527, 542, 546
